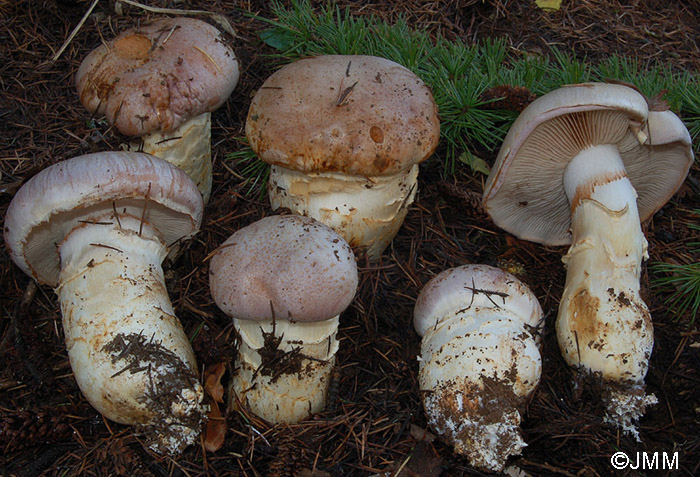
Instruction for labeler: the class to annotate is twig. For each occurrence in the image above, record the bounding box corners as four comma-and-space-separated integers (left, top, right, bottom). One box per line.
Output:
49, 0, 100, 64
89, 243, 123, 253
115, 0, 237, 37
139, 182, 151, 236
463, 277, 509, 308
336, 80, 359, 106
112, 201, 122, 228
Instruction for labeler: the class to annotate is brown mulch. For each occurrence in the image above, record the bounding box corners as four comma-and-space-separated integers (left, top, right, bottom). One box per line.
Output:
1, 1, 700, 476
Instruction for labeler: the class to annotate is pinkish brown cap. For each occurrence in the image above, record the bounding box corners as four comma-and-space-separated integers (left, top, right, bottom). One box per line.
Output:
209, 215, 358, 322
246, 55, 440, 176
4, 151, 203, 286
483, 83, 694, 246
76, 16, 239, 137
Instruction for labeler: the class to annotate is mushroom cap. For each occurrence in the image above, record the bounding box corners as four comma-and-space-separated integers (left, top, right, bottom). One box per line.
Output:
413, 264, 542, 337
209, 215, 358, 322
76, 16, 239, 137
4, 151, 203, 287
483, 82, 694, 246
245, 55, 440, 176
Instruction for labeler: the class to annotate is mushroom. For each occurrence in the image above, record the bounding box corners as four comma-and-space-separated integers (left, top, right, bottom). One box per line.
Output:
245, 55, 440, 261
483, 82, 694, 436
209, 214, 358, 423
76, 16, 240, 203
414, 264, 543, 473
3, 151, 207, 454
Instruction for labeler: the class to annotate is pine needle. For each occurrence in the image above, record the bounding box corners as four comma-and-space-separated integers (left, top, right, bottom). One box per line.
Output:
651, 209, 700, 325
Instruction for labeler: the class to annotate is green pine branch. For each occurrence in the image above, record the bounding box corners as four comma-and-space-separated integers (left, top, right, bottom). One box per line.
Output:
650, 210, 700, 325
228, 0, 699, 182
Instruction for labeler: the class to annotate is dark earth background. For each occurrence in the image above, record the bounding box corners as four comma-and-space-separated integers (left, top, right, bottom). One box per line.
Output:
2, 1, 700, 475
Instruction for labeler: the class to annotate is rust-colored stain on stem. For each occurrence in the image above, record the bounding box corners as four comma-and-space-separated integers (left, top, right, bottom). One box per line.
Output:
567, 287, 601, 349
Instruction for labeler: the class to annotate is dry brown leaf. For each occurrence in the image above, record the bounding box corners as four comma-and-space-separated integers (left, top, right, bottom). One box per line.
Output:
203, 400, 226, 452
204, 362, 226, 403
203, 362, 227, 452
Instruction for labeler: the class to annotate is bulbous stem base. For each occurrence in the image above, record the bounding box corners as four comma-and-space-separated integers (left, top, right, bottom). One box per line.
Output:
558, 144, 655, 436
56, 214, 206, 454
419, 310, 541, 473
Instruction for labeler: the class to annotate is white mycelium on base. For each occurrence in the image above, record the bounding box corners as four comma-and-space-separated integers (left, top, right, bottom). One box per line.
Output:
483, 84, 694, 437
558, 145, 657, 437
414, 264, 543, 473
58, 215, 206, 453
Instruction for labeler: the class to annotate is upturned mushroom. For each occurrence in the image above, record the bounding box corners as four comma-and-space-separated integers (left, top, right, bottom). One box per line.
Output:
4, 151, 207, 454
209, 214, 358, 423
76, 16, 240, 203
414, 264, 543, 473
483, 82, 694, 436
245, 55, 440, 261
